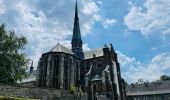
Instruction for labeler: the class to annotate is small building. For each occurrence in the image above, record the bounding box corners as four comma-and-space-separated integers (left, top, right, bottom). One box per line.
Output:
126, 80, 170, 100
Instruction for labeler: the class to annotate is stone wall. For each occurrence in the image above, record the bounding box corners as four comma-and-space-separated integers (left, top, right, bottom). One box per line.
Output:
0, 84, 87, 100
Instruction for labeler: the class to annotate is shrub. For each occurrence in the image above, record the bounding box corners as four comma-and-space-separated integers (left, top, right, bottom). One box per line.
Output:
79, 88, 84, 96
69, 84, 77, 95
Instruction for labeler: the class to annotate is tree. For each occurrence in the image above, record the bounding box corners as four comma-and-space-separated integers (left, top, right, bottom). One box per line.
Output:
122, 78, 128, 89
160, 75, 170, 81
0, 24, 28, 84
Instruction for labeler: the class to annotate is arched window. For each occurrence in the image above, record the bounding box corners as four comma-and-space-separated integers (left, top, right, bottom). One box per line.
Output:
53, 55, 59, 88
64, 57, 68, 90
92, 84, 97, 100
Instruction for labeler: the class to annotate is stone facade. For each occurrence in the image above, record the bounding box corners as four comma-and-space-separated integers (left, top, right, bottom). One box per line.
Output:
35, 2, 126, 100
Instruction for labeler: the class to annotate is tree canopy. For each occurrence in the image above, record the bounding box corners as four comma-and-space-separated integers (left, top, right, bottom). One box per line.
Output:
122, 78, 128, 89
0, 24, 28, 84
160, 75, 170, 81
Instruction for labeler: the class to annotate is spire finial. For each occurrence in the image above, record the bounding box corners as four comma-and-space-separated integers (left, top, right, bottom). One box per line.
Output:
75, 0, 78, 19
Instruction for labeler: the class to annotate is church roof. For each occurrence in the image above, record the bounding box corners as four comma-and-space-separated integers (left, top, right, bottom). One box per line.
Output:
49, 43, 104, 59
21, 70, 36, 83
50, 43, 73, 54
127, 80, 170, 96
84, 48, 104, 59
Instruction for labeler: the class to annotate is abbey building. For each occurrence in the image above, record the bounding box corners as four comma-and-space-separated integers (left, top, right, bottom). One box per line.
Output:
36, 2, 126, 100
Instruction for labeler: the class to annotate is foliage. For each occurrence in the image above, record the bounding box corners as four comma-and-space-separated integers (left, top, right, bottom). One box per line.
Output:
160, 75, 170, 81
0, 24, 28, 84
69, 84, 77, 95
122, 78, 128, 89
0, 96, 39, 100
79, 88, 84, 96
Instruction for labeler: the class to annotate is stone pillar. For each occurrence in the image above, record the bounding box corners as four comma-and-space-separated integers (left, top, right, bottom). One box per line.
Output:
46, 54, 53, 88
70, 57, 74, 85
59, 54, 64, 89
78, 62, 80, 80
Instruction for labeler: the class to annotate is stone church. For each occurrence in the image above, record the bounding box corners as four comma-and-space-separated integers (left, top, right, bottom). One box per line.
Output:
35, 2, 126, 100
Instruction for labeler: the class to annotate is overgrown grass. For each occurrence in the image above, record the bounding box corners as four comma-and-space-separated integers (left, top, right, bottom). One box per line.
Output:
0, 96, 40, 100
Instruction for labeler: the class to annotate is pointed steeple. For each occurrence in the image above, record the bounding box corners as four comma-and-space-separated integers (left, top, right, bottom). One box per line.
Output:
75, 1, 78, 19
30, 60, 34, 73
71, 1, 83, 58
72, 1, 82, 41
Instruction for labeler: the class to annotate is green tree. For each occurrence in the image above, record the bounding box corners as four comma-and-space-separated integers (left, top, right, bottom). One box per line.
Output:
122, 78, 128, 89
160, 75, 170, 81
0, 24, 28, 84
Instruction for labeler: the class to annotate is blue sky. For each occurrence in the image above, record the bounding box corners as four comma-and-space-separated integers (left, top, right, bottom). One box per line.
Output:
0, 0, 170, 83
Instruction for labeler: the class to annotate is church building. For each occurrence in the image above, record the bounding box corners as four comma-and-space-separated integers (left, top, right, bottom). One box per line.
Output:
36, 2, 126, 100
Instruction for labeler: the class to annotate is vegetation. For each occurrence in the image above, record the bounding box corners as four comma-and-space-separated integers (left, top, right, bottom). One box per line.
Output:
69, 84, 77, 95
0, 96, 40, 100
160, 75, 170, 81
0, 24, 28, 84
122, 78, 128, 89
79, 88, 84, 96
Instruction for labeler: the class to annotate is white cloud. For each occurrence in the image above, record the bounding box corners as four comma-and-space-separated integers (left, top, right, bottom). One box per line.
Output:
0, 0, 5, 15
103, 18, 116, 28
0, 0, 101, 68
97, 1, 102, 5
83, 43, 91, 51
124, 0, 170, 38
117, 51, 170, 83
82, 2, 99, 15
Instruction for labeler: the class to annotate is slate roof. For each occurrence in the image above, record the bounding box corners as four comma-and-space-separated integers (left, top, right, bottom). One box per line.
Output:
21, 70, 36, 83
49, 43, 104, 59
83, 48, 104, 59
127, 81, 170, 96
50, 43, 73, 54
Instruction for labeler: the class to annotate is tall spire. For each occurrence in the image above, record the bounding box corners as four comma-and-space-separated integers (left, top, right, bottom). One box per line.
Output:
75, 0, 78, 19
71, 1, 83, 58
72, 0, 82, 41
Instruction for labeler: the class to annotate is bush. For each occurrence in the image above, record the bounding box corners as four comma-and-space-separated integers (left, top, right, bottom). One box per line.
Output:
69, 84, 77, 95
79, 88, 84, 96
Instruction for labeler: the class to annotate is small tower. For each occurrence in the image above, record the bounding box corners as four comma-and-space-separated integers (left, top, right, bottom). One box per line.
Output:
71, 1, 83, 58
30, 60, 34, 74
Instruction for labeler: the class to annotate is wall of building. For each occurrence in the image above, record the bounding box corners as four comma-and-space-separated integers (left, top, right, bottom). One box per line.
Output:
127, 94, 170, 100
36, 52, 81, 90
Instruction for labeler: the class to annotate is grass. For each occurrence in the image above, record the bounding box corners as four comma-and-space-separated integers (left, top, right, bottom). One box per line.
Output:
0, 96, 40, 100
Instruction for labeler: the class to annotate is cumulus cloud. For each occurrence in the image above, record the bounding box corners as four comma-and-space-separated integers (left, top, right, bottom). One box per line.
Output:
0, 0, 5, 15
103, 18, 116, 28
124, 0, 170, 38
0, 0, 102, 68
117, 51, 170, 83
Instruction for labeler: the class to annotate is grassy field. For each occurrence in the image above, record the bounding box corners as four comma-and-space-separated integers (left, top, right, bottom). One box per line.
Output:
0, 96, 40, 100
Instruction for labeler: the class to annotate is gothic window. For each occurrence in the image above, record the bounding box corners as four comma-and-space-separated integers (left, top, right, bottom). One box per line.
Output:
92, 84, 97, 100
97, 63, 102, 69
64, 58, 68, 90
43, 57, 48, 87
41, 57, 48, 87
53, 56, 59, 88
38, 60, 43, 87
85, 62, 90, 71
75, 61, 79, 83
